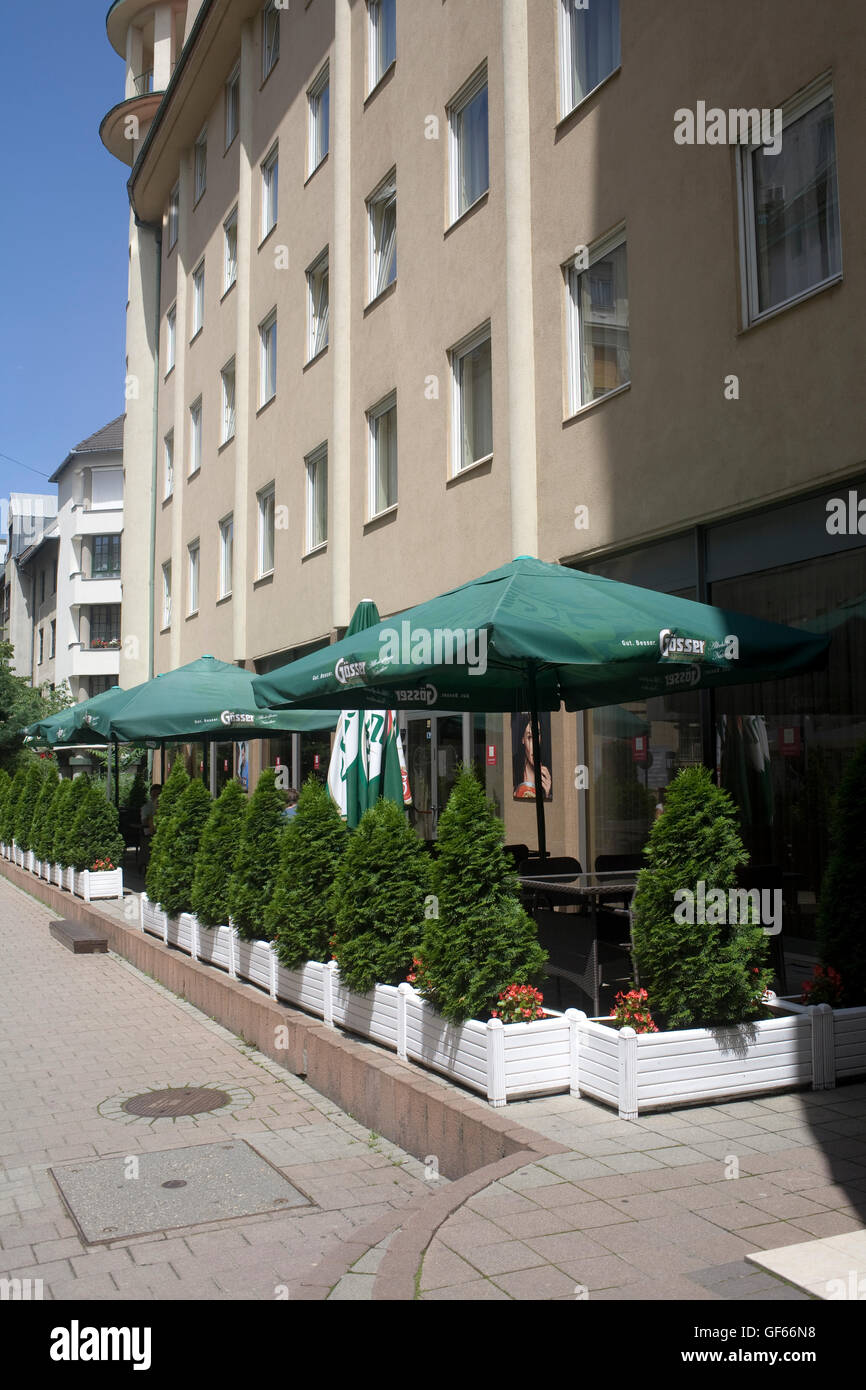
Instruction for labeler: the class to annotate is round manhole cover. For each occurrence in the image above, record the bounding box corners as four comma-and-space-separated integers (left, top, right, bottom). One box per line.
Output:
122, 1087, 231, 1118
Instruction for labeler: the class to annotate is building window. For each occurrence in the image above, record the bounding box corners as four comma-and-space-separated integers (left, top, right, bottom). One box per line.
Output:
261, 145, 278, 240
162, 562, 172, 628
221, 360, 236, 443
225, 64, 240, 149
49, 619, 56, 659
263, 1, 280, 80
168, 183, 179, 250
90, 605, 120, 647
306, 250, 329, 360
258, 485, 275, 576
224, 208, 238, 293
93, 535, 121, 577
166, 305, 176, 373
259, 311, 277, 406
305, 444, 328, 552
567, 229, 629, 412
308, 63, 330, 174
448, 67, 489, 223
559, 0, 621, 118
219, 515, 233, 598
164, 431, 174, 498
194, 127, 207, 202
368, 392, 397, 516
38, 628, 44, 665
739, 77, 841, 325
89, 674, 113, 696
188, 540, 200, 615
192, 261, 205, 337
451, 324, 493, 472
368, 171, 397, 300
189, 398, 203, 475
367, 0, 396, 92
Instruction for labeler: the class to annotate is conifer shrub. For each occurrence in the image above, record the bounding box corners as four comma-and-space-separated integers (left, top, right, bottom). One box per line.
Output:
156, 778, 213, 917
14, 762, 45, 851
817, 741, 866, 1005
125, 769, 148, 816
0, 769, 11, 827
69, 785, 126, 872
631, 765, 772, 1030
419, 768, 546, 1024
333, 799, 432, 995
52, 776, 91, 868
226, 768, 285, 940
35, 773, 65, 863
29, 764, 59, 861
0, 769, 25, 844
267, 776, 349, 967
191, 779, 247, 927
145, 758, 189, 903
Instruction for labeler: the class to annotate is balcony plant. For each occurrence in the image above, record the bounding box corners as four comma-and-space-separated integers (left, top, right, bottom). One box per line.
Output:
226, 768, 286, 941
267, 776, 349, 969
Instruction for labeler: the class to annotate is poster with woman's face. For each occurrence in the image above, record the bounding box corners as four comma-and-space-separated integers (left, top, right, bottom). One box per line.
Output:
512, 713, 553, 801
237, 741, 249, 792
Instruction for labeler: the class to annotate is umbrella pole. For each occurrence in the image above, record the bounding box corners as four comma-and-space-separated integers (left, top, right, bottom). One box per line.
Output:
113, 737, 120, 808
528, 666, 547, 862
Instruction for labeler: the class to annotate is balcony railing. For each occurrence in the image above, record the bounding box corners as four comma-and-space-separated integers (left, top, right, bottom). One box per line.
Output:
133, 69, 154, 96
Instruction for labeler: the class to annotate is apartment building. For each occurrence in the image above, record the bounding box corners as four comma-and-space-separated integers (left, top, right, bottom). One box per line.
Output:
103, 0, 866, 954
1, 420, 125, 703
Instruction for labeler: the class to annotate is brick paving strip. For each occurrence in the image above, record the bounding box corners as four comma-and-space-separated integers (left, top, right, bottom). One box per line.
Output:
2, 863, 866, 1302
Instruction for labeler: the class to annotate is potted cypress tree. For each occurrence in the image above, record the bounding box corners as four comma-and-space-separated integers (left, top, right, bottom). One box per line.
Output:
267, 776, 348, 969
419, 768, 546, 1024
30, 763, 59, 878
70, 784, 126, 900
155, 778, 213, 925
35, 773, 65, 880
0, 769, 11, 854
144, 758, 189, 914
226, 768, 285, 941
333, 799, 431, 995
817, 741, 866, 1006
0, 769, 23, 856
190, 779, 246, 929
14, 762, 45, 870
53, 775, 91, 890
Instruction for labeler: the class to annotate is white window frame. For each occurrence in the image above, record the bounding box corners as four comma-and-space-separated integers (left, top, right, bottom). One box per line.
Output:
225, 63, 240, 149
306, 249, 330, 361
168, 183, 179, 250
305, 444, 328, 553
367, 0, 396, 94
257, 484, 276, 577
163, 430, 174, 499
189, 397, 203, 476
187, 539, 200, 616
221, 359, 236, 444
223, 207, 238, 294
191, 260, 205, 337
263, 1, 280, 81
367, 170, 397, 302
308, 62, 330, 176
219, 514, 234, 599
558, 0, 622, 121
259, 310, 277, 407
450, 322, 493, 476
367, 391, 398, 518
737, 74, 841, 329
566, 225, 629, 415
161, 561, 172, 628
194, 126, 207, 203
261, 144, 279, 241
448, 65, 489, 225
165, 304, 176, 374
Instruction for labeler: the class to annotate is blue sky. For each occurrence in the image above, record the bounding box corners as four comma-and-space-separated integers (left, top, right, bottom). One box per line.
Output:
0, 3, 130, 513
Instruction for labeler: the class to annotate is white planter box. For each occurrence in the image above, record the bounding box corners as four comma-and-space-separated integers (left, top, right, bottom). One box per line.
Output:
53, 863, 65, 888
833, 1007, 866, 1080
196, 923, 233, 972
141, 893, 168, 938
165, 913, 195, 953
63, 866, 75, 892
73, 868, 124, 902
25, 851, 36, 874
236, 937, 275, 993
275, 959, 327, 1016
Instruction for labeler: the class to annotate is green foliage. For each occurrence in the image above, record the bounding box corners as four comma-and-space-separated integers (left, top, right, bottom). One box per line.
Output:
52, 776, 91, 868
69, 786, 126, 872
631, 766, 771, 1030
29, 764, 60, 861
267, 777, 349, 967
0, 641, 72, 773
334, 799, 432, 995
420, 768, 546, 1023
145, 758, 189, 903
124, 769, 149, 813
191, 779, 247, 927
227, 769, 286, 940
14, 762, 46, 851
156, 779, 213, 916
0, 770, 26, 844
817, 742, 866, 1005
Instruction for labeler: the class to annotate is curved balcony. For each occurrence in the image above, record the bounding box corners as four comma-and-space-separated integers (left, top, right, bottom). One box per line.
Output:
100, 89, 163, 165
106, 0, 167, 58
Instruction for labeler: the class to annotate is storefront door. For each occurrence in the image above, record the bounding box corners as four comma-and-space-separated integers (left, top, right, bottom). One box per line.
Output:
403, 713, 466, 840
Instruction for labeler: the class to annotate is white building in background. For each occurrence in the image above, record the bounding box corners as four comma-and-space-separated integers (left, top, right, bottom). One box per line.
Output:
0, 418, 125, 703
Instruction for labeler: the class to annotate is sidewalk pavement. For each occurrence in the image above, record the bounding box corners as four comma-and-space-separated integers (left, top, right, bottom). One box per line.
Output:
2, 874, 865, 1301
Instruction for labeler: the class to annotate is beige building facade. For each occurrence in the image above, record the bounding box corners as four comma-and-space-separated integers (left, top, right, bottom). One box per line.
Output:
103, 1, 866, 951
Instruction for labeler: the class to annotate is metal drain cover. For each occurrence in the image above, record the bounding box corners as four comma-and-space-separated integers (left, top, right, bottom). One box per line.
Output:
123, 1087, 231, 1118
51, 1141, 310, 1243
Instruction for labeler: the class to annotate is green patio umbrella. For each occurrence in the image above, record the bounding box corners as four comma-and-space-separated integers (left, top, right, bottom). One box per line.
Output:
252, 557, 830, 857
24, 686, 127, 748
